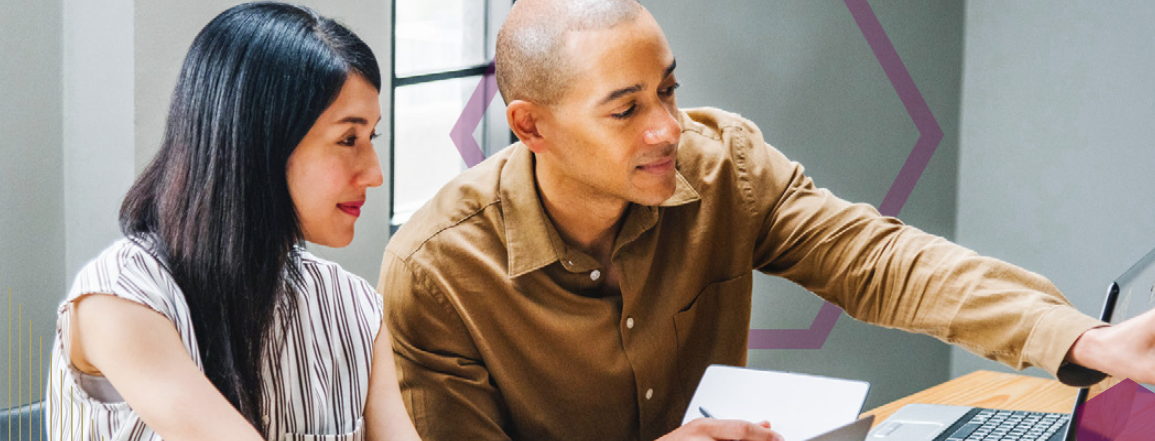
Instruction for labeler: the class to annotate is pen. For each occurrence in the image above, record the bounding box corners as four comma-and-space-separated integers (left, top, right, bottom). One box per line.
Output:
699, 406, 714, 418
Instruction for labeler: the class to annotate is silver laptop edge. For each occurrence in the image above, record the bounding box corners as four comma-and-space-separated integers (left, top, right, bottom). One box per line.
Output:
810, 414, 875, 441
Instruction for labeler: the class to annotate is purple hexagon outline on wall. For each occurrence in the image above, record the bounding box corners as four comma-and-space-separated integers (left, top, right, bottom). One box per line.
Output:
449, 0, 943, 350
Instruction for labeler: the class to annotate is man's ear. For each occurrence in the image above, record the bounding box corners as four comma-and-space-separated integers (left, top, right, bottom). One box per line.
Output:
507, 100, 549, 154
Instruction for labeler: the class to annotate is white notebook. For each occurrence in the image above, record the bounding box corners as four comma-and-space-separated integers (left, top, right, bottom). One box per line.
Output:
682, 365, 872, 441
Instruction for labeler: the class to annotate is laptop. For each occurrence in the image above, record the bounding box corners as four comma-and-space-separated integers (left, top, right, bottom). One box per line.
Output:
866, 244, 1155, 441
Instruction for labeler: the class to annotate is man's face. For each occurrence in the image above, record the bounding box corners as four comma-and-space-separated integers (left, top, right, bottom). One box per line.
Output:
537, 11, 681, 207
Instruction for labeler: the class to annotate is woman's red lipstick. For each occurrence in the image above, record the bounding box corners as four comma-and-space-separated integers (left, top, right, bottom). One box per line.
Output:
337, 200, 364, 217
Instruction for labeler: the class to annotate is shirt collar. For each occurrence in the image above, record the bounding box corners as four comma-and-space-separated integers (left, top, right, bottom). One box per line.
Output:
500, 144, 558, 278
499, 143, 701, 278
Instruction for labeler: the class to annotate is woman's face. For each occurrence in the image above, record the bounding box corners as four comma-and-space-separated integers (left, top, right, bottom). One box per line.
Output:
287, 74, 383, 248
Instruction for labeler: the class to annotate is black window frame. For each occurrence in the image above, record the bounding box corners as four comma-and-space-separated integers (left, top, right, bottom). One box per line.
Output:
388, 0, 515, 231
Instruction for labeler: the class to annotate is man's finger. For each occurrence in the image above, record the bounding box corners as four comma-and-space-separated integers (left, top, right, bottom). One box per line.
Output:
700, 419, 783, 441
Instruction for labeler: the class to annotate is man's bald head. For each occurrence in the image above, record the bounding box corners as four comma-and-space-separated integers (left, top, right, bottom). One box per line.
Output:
496, 0, 644, 105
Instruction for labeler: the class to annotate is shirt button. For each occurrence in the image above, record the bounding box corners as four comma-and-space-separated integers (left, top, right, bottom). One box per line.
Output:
645, 388, 654, 400
626, 317, 635, 329
566, 260, 574, 267
590, 269, 601, 281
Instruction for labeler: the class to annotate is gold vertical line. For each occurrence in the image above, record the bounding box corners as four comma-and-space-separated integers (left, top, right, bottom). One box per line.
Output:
17, 304, 22, 440
8, 286, 13, 429
39, 336, 43, 441
60, 370, 64, 441
57, 370, 62, 440
18, 320, 21, 441
26, 319, 31, 441
5, 285, 8, 441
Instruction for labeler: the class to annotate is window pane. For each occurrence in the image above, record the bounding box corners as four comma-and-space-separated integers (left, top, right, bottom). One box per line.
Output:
392, 77, 478, 223
395, 0, 487, 78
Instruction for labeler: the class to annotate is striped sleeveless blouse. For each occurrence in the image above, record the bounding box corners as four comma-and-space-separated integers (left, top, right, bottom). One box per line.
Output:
45, 237, 383, 440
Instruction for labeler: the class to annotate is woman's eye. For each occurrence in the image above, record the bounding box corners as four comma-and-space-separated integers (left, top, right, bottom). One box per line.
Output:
338, 136, 357, 147
369, 131, 380, 141
611, 104, 637, 120
661, 82, 681, 96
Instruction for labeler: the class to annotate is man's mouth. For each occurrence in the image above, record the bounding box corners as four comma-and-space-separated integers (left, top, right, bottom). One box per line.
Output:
637, 154, 676, 174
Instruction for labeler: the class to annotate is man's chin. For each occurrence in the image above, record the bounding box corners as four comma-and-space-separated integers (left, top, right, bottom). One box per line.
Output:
629, 184, 678, 207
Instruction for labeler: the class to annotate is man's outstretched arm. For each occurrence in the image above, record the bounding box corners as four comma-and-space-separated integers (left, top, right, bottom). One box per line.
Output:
709, 111, 1109, 384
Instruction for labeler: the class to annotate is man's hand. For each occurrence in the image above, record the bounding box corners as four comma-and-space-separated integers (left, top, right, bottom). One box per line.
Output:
657, 418, 784, 441
1067, 306, 1155, 384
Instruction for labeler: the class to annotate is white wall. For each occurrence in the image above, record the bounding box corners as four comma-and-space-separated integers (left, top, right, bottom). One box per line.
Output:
0, 0, 64, 406
954, 1, 1155, 378
650, 0, 964, 408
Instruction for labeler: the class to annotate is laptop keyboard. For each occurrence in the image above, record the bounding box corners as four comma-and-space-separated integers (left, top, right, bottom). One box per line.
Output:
940, 409, 1070, 441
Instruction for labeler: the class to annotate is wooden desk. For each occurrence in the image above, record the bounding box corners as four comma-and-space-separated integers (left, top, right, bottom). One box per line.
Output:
862, 371, 1119, 427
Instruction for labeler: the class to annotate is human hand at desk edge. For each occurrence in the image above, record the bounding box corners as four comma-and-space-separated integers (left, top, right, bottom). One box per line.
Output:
657, 418, 784, 441
1067, 306, 1155, 384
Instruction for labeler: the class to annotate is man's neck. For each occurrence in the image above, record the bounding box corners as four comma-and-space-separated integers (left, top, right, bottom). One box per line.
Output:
534, 158, 627, 261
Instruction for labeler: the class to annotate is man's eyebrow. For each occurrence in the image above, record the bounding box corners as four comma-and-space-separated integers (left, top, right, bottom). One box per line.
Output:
597, 59, 679, 106
599, 84, 644, 106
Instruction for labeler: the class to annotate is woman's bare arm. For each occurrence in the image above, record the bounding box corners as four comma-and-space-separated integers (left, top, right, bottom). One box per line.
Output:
71, 294, 264, 441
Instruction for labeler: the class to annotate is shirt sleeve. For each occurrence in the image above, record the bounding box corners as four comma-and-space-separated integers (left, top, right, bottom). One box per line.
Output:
378, 249, 514, 441
58, 238, 193, 369
727, 119, 1106, 385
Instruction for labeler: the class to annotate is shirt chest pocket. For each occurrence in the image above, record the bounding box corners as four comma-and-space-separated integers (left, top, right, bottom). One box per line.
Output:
279, 417, 365, 441
672, 273, 753, 395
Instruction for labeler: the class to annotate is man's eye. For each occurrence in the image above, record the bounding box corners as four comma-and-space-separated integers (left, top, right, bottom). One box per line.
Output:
611, 104, 637, 120
661, 82, 681, 96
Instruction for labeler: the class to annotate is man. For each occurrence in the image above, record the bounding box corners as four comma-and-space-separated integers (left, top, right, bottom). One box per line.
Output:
378, 1, 1155, 440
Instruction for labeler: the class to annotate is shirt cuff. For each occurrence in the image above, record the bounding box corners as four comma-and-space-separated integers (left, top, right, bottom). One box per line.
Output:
1021, 305, 1108, 387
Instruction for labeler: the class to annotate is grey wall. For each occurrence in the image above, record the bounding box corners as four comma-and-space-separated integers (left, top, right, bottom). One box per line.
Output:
649, 0, 963, 409
954, 2, 1155, 378
0, 0, 64, 406
62, 0, 136, 300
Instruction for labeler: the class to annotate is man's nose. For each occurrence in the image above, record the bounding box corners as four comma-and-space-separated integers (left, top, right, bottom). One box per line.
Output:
643, 107, 680, 146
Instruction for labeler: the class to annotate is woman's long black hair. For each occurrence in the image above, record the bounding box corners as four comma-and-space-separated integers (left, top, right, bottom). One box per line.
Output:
119, 2, 380, 432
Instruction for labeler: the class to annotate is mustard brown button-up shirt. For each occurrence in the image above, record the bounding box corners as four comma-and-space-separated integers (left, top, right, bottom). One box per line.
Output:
378, 107, 1104, 441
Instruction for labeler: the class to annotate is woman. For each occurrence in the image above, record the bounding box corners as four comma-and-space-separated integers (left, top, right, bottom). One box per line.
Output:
45, 3, 420, 440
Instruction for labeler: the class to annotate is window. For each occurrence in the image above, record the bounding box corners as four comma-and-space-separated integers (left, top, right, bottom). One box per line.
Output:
389, 0, 514, 228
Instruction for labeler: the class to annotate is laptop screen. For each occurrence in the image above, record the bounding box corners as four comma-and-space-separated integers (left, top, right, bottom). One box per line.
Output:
1106, 245, 1155, 393
1061, 247, 1155, 441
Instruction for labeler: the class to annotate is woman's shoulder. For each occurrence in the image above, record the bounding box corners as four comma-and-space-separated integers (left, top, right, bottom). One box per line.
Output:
67, 235, 183, 316
74, 235, 167, 283
295, 248, 371, 285
294, 247, 383, 313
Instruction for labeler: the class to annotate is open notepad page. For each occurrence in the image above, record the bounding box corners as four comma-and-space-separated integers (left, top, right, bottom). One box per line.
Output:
682, 365, 871, 441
